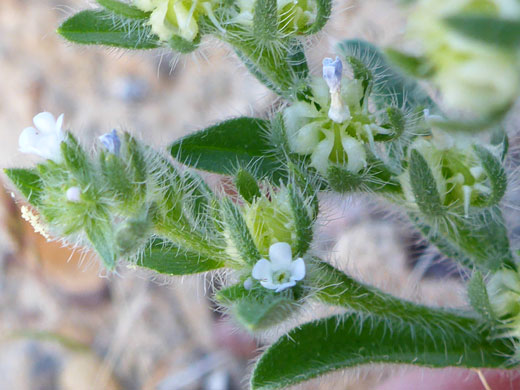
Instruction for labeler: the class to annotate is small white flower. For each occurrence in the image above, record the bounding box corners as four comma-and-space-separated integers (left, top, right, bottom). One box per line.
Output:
66, 186, 82, 202
19, 112, 65, 162
252, 242, 305, 292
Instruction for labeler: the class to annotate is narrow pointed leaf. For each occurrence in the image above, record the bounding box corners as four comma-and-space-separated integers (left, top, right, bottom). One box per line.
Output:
251, 312, 514, 390
468, 271, 497, 323
304, 0, 332, 34
170, 117, 285, 180
5, 168, 43, 206
57, 10, 160, 49
409, 149, 444, 216
137, 238, 224, 275
473, 144, 507, 206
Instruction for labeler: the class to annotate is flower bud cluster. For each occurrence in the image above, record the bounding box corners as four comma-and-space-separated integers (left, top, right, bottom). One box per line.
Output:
408, 0, 520, 115
283, 57, 391, 175
134, 0, 222, 42
400, 128, 502, 216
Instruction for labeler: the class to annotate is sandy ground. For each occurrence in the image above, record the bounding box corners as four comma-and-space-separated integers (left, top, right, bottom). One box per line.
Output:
0, 0, 485, 389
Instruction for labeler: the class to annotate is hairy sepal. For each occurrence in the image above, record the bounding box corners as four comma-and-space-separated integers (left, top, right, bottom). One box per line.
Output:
5, 168, 44, 207
337, 39, 436, 112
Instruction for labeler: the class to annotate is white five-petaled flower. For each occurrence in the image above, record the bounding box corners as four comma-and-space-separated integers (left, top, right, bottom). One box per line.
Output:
252, 242, 306, 292
322, 57, 350, 123
19, 112, 65, 162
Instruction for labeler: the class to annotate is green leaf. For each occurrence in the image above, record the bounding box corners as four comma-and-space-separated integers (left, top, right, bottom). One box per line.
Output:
217, 284, 299, 331
327, 158, 401, 194
61, 133, 93, 184
96, 0, 150, 19
170, 117, 285, 180
337, 39, 436, 111
409, 149, 444, 216
85, 220, 116, 270
5, 168, 43, 206
226, 36, 310, 100
413, 208, 514, 271
468, 271, 497, 323
220, 198, 261, 266
385, 48, 434, 78
235, 169, 261, 203
374, 106, 405, 141
57, 10, 160, 49
304, 0, 332, 34
287, 184, 313, 256
444, 14, 520, 48
137, 238, 224, 275
473, 144, 507, 206
251, 312, 514, 390
490, 127, 509, 162
168, 34, 200, 53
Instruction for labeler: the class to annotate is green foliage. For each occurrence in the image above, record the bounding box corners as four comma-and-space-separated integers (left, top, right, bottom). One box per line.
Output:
253, 0, 278, 42
220, 198, 261, 266
228, 37, 310, 100
5, 168, 43, 206
408, 149, 444, 216
287, 184, 313, 256
96, 0, 150, 19
170, 117, 284, 180
235, 169, 261, 203
217, 283, 299, 330
337, 39, 436, 111
385, 48, 434, 78
57, 10, 160, 49
304, 0, 332, 34
444, 14, 520, 48
251, 312, 514, 390
85, 219, 116, 269
168, 34, 200, 53
327, 159, 401, 194
473, 144, 507, 206
468, 271, 497, 323
136, 238, 225, 275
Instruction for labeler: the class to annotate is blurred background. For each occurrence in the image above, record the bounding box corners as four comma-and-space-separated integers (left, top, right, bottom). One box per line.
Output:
0, 0, 508, 389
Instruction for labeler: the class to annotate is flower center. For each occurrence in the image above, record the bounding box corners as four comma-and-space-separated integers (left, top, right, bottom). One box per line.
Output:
273, 270, 291, 284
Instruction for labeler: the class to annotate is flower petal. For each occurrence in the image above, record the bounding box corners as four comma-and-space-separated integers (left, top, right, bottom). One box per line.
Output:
310, 136, 333, 174
19, 127, 40, 155
55, 114, 64, 134
260, 280, 279, 290
269, 242, 292, 271
33, 112, 57, 135
275, 280, 296, 292
341, 135, 366, 173
252, 258, 272, 281
290, 258, 306, 281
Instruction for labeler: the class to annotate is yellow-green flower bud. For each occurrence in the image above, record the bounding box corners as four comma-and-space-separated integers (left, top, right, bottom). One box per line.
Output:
242, 186, 299, 256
